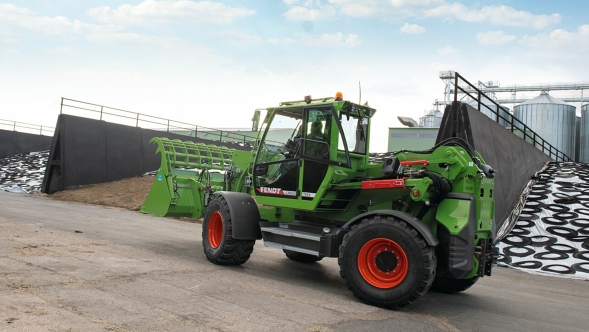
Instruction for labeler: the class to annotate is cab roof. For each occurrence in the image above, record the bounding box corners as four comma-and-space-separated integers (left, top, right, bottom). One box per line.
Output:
273, 97, 377, 118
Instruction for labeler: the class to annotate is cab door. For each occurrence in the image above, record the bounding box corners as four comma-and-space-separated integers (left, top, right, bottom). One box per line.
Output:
299, 106, 333, 199
253, 105, 345, 210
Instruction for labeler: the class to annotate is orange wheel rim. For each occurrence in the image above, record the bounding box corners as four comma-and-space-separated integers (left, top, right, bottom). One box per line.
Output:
357, 238, 408, 289
208, 211, 224, 249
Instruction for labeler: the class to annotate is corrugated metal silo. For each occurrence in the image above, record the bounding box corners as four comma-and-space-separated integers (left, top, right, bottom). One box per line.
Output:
580, 104, 589, 163
419, 110, 443, 128
514, 92, 576, 159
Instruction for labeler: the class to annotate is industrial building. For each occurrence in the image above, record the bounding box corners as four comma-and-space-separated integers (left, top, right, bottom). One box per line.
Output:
389, 110, 442, 152
389, 71, 589, 162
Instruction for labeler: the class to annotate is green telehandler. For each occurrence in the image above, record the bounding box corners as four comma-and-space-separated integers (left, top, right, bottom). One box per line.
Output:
141, 93, 497, 309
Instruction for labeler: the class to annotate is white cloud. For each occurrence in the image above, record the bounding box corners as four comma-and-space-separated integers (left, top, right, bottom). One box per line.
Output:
437, 45, 457, 55
521, 25, 589, 48
267, 37, 297, 45
344, 33, 360, 46
298, 32, 361, 47
477, 31, 516, 45
389, 0, 441, 5
1, 48, 19, 55
330, 0, 444, 18
215, 30, 263, 45
519, 25, 589, 59
425, 3, 561, 29
310, 1, 561, 30
0, 2, 260, 56
400, 23, 426, 34
87, 0, 255, 25
43, 47, 76, 55
86, 32, 183, 46
331, 1, 379, 17
0, 35, 21, 45
0, 4, 94, 36
284, 5, 336, 21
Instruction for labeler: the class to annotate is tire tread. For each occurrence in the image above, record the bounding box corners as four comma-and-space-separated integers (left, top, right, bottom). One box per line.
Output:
338, 216, 436, 309
202, 197, 255, 265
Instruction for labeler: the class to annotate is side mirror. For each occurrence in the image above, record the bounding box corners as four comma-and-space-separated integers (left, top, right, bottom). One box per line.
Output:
252, 110, 261, 132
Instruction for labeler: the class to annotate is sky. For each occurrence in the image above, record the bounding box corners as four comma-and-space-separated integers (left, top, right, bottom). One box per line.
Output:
1, 0, 588, 152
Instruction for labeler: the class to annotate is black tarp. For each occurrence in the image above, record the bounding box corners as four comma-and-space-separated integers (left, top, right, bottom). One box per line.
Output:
41, 114, 252, 194
436, 102, 552, 230
0, 129, 52, 158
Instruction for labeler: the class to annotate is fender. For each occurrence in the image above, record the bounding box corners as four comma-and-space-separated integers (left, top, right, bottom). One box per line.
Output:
215, 191, 262, 240
343, 210, 439, 246
435, 193, 476, 279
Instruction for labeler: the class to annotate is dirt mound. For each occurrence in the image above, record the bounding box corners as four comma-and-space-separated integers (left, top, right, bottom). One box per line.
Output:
44, 176, 155, 211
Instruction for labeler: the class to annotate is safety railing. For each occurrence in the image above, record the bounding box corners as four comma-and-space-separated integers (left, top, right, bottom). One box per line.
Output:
0, 119, 54, 136
453, 73, 572, 162
60, 98, 258, 145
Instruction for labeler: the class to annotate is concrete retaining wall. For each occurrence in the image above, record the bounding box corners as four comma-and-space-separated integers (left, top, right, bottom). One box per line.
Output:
0, 129, 52, 158
42, 114, 251, 194
437, 102, 552, 230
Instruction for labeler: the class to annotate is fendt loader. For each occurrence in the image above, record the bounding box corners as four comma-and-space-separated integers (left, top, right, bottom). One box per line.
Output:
141, 92, 498, 309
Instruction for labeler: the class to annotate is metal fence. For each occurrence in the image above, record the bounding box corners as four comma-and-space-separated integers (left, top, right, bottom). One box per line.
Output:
60, 98, 258, 145
0, 119, 54, 136
453, 72, 572, 162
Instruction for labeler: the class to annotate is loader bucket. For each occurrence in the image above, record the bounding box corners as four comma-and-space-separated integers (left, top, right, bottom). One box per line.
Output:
140, 138, 237, 219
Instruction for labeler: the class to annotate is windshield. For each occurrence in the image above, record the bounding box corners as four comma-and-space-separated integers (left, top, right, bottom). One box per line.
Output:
257, 109, 302, 161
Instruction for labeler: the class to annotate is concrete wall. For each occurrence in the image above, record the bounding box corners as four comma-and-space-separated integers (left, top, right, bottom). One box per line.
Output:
0, 129, 52, 158
42, 114, 252, 194
437, 102, 552, 230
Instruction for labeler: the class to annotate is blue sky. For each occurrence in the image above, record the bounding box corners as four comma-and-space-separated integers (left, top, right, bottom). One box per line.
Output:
1, 0, 588, 151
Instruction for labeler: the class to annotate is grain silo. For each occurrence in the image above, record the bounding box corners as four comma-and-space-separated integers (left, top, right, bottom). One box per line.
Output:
580, 104, 589, 163
418, 110, 443, 128
514, 92, 576, 159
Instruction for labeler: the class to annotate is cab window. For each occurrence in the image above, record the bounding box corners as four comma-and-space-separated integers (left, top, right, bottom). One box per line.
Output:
338, 114, 367, 154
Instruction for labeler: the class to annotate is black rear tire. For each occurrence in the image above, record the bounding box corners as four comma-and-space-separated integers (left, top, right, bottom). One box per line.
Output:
430, 276, 479, 294
202, 197, 255, 265
338, 215, 436, 309
283, 249, 323, 263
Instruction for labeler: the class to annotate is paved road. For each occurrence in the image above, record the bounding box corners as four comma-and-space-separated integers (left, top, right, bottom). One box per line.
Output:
1, 191, 588, 331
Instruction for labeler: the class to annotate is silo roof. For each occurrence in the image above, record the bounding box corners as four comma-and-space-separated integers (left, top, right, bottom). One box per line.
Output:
521, 91, 569, 105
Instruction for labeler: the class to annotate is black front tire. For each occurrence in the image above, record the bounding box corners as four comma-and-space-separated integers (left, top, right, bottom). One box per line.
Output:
430, 276, 479, 294
338, 215, 436, 309
283, 249, 323, 263
202, 197, 255, 265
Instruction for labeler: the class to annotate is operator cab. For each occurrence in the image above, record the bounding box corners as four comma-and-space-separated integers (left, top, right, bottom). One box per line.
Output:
252, 94, 375, 211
